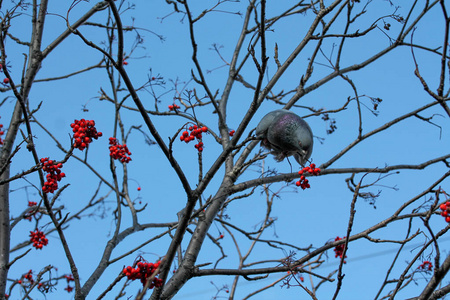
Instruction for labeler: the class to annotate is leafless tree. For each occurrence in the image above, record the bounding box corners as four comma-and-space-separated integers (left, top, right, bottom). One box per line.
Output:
0, 0, 449, 299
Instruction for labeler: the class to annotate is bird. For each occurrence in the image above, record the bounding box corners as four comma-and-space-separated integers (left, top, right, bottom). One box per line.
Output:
255, 109, 313, 166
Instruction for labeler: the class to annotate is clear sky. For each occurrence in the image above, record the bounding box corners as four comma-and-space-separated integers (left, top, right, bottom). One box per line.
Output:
3, 1, 450, 299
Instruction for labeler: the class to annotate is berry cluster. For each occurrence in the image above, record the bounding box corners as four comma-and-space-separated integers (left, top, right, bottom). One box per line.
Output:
70, 119, 102, 151
439, 201, 450, 222
168, 104, 180, 111
123, 260, 163, 289
333, 236, 347, 263
41, 157, 65, 193
296, 163, 320, 190
23, 270, 34, 285
30, 230, 48, 249
418, 260, 433, 271
179, 125, 208, 152
229, 130, 235, 137
194, 141, 204, 152
65, 286, 74, 293
63, 274, 75, 293
109, 137, 132, 163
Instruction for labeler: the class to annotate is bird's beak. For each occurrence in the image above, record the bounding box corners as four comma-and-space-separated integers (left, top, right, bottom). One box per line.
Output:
294, 152, 304, 166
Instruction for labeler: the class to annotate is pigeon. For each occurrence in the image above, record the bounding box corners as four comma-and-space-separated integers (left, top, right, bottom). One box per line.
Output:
256, 109, 313, 166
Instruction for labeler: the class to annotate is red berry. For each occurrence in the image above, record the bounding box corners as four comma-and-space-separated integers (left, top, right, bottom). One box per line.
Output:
71, 119, 102, 150
29, 229, 48, 249
123, 260, 162, 289
40, 158, 65, 193
108, 137, 132, 163
3, 78, 9, 84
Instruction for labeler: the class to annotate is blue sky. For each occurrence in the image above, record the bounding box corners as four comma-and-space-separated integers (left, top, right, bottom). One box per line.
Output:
3, 1, 450, 299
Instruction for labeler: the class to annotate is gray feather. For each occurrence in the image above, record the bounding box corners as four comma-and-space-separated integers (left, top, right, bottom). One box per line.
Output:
256, 109, 313, 166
